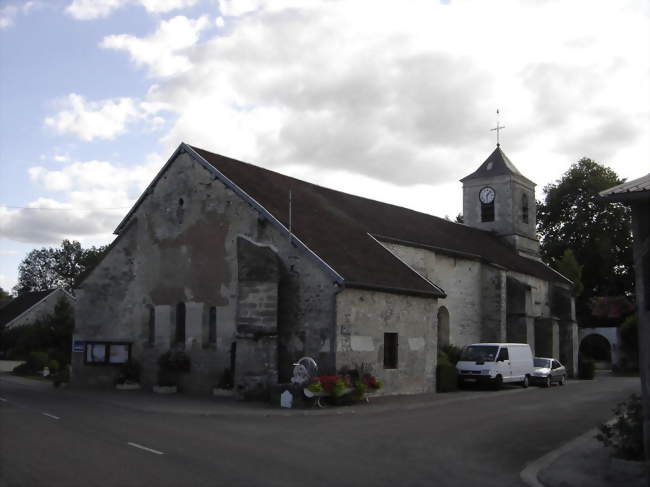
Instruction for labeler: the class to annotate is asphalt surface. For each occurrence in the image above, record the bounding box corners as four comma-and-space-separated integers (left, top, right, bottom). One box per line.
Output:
0, 374, 640, 487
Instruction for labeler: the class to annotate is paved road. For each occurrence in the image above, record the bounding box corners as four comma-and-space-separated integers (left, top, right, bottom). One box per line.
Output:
0, 374, 640, 487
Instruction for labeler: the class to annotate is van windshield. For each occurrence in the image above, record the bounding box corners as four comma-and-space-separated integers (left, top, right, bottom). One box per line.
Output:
460, 346, 499, 363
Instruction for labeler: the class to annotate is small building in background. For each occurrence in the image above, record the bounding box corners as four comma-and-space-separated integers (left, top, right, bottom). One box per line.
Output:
0, 288, 75, 331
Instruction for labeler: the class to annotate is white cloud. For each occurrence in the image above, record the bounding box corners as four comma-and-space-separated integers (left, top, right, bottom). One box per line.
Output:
45, 94, 140, 141
0, 1, 38, 29
0, 158, 160, 244
101, 15, 210, 77
66, 0, 198, 20
44, 93, 168, 141
115, 0, 646, 219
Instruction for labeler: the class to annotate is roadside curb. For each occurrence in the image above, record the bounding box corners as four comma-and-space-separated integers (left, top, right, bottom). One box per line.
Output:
520, 420, 614, 487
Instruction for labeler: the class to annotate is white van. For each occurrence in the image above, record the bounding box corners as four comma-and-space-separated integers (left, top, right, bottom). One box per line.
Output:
456, 343, 534, 390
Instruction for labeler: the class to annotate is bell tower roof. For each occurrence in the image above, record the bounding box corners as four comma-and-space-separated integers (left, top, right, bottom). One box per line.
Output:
460, 146, 533, 185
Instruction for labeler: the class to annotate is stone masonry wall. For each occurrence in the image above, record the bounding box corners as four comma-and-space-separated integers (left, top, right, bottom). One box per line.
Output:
335, 288, 437, 395
380, 242, 483, 347
73, 149, 338, 393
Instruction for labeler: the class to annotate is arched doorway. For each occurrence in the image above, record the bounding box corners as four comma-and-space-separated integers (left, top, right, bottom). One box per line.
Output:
437, 306, 450, 352
579, 333, 612, 369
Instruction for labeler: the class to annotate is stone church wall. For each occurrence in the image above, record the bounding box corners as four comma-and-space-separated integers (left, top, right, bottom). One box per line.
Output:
335, 288, 437, 394
73, 150, 338, 393
379, 242, 483, 347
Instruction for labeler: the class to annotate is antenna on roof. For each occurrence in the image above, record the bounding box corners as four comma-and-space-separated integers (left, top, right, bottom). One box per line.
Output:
490, 109, 505, 147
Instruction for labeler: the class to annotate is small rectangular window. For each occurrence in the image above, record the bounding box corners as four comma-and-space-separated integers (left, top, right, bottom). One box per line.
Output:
148, 306, 155, 346
384, 333, 398, 369
208, 306, 217, 345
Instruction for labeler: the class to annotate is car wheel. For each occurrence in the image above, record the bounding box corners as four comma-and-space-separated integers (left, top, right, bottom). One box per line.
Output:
559, 375, 566, 386
544, 376, 551, 388
493, 375, 503, 391
522, 375, 529, 388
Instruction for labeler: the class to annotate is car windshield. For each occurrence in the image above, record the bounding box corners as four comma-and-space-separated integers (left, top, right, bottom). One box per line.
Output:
460, 346, 498, 362
534, 358, 551, 368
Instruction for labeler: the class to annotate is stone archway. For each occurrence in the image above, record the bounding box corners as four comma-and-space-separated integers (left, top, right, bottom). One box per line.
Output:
437, 306, 450, 351
579, 333, 612, 369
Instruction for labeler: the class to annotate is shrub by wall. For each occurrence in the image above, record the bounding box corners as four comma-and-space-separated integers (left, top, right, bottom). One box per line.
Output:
436, 355, 458, 392
578, 358, 595, 379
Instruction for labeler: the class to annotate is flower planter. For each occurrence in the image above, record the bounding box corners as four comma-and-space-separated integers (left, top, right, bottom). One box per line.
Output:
116, 382, 141, 391
212, 388, 233, 397
153, 385, 177, 394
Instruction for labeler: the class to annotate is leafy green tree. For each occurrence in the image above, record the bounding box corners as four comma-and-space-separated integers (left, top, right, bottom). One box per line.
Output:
537, 158, 633, 324
0, 287, 11, 307
13, 240, 107, 295
554, 249, 584, 297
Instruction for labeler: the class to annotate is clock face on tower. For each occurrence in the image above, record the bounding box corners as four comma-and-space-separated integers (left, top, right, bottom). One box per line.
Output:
479, 186, 495, 204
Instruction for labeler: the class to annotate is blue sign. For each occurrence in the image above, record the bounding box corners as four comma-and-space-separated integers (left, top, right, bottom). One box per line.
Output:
73, 340, 85, 353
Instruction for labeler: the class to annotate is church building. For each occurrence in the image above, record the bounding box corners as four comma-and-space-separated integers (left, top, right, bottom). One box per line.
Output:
72, 143, 577, 396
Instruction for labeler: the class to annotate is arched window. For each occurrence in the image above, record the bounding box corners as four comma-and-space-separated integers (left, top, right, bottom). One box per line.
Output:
208, 306, 217, 344
481, 202, 495, 222
147, 305, 155, 345
175, 303, 186, 344
437, 306, 450, 350
521, 194, 529, 224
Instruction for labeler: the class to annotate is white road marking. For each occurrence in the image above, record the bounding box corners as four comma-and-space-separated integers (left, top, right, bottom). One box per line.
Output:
42, 412, 60, 420
127, 442, 164, 455
0, 397, 7, 402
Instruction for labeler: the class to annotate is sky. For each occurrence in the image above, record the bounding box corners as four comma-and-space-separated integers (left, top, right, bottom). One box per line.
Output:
0, 0, 648, 293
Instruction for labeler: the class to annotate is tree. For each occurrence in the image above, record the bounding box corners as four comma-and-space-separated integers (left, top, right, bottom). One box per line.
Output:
554, 249, 584, 297
0, 287, 11, 307
537, 158, 633, 325
0, 297, 74, 364
13, 240, 108, 295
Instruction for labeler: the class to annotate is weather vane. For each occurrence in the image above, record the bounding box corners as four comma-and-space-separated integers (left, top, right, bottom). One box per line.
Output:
491, 109, 505, 147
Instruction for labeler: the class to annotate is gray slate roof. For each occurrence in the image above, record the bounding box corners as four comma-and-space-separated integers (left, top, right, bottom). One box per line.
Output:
600, 173, 650, 201
460, 146, 533, 185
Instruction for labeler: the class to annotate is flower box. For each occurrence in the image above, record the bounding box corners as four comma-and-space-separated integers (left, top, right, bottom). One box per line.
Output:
212, 388, 232, 397
153, 385, 177, 394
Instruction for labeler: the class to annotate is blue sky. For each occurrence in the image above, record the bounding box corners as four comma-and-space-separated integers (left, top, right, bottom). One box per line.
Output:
1, 0, 649, 292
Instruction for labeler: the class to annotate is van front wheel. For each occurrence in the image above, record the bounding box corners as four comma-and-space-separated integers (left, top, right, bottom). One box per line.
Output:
522, 375, 529, 388
493, 375, 503, 391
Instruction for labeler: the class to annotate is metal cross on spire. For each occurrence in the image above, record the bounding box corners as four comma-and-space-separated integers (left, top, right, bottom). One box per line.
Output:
490, 109, 505, 147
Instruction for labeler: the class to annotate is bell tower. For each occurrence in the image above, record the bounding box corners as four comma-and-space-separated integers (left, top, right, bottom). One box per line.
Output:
460, 145, 540, 260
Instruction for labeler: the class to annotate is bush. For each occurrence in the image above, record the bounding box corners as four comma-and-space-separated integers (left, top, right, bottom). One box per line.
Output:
47, 359, 60, 374
27, 351, 48, 371
158, 350, 191, 372
441, 344, 463, 365
13, 351, 48, 375
115, 360, 141, 385
436, 357, 458, 392
52, 367, 70, 388
578, 358, 595, 379
216, 368, 233, 389
596, 394, 644, 460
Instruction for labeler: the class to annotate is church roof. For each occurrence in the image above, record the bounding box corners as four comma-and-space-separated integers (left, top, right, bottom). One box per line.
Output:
187, 145, 569, 297
460, 146, 533, 185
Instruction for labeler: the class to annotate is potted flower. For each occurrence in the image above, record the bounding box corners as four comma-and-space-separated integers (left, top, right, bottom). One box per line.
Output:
154, 350, 190, 394
212, 368, 233, 397
115, 360, 142, 390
